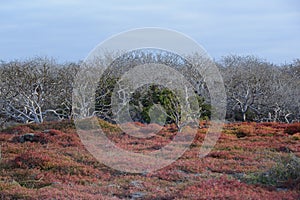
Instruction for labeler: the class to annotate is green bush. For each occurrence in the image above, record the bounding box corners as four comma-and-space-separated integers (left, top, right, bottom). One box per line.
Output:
245, 153, 300, 188
95, 81, 211, 125
129, 85, 179, 124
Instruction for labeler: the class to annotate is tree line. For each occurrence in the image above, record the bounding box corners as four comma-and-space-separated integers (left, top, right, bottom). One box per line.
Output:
0, 52, 299, 129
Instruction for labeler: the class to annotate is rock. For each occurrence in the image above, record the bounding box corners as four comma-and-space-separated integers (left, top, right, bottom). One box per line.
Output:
131, 192, 146, 199
130, 180, 143, 188
51, 181, 62, 185
19, 133, 35, 143
277, 146, 292, 153
276, 187, 288, 191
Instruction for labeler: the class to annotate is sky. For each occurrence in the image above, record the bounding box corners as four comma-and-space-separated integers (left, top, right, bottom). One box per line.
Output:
0, 0, 299, 64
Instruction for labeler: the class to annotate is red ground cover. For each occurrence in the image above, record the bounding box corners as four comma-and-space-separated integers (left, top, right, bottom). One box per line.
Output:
0, 120, 299, 199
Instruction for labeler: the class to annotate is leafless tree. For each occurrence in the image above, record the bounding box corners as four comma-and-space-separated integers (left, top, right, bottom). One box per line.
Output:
220, 55, 300, 122
0, 57, 79, 123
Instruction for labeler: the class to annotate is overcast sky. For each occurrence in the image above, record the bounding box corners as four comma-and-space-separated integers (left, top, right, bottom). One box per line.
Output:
0, 0, 299, 64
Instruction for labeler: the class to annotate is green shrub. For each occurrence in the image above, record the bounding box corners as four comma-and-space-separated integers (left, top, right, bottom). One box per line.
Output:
95, 82, 211, 125
245, 153, 300, 188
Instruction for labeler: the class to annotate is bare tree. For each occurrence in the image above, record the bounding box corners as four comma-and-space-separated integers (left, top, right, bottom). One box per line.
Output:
0, 57, 79, 123
220, 55, 300, 123
220, 56, 273, 121
2, 54, 298, 125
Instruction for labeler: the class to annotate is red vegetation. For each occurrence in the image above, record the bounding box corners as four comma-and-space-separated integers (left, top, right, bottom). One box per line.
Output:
0, 120, 299, 199
285, 122, 300, 135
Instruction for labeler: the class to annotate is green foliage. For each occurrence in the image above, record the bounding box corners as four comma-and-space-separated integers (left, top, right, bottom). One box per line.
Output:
245, 153, 300, 188
129, 85, 180, 124
197, 97, 211, 120
95, 77, 117, 121
231, 109, 256, 122
95, 80, 211, 125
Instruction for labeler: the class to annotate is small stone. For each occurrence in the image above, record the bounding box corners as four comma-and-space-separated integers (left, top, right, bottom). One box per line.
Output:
131, 192, 146, 199
130, 180, 143, 188
19, 133, 35, 143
